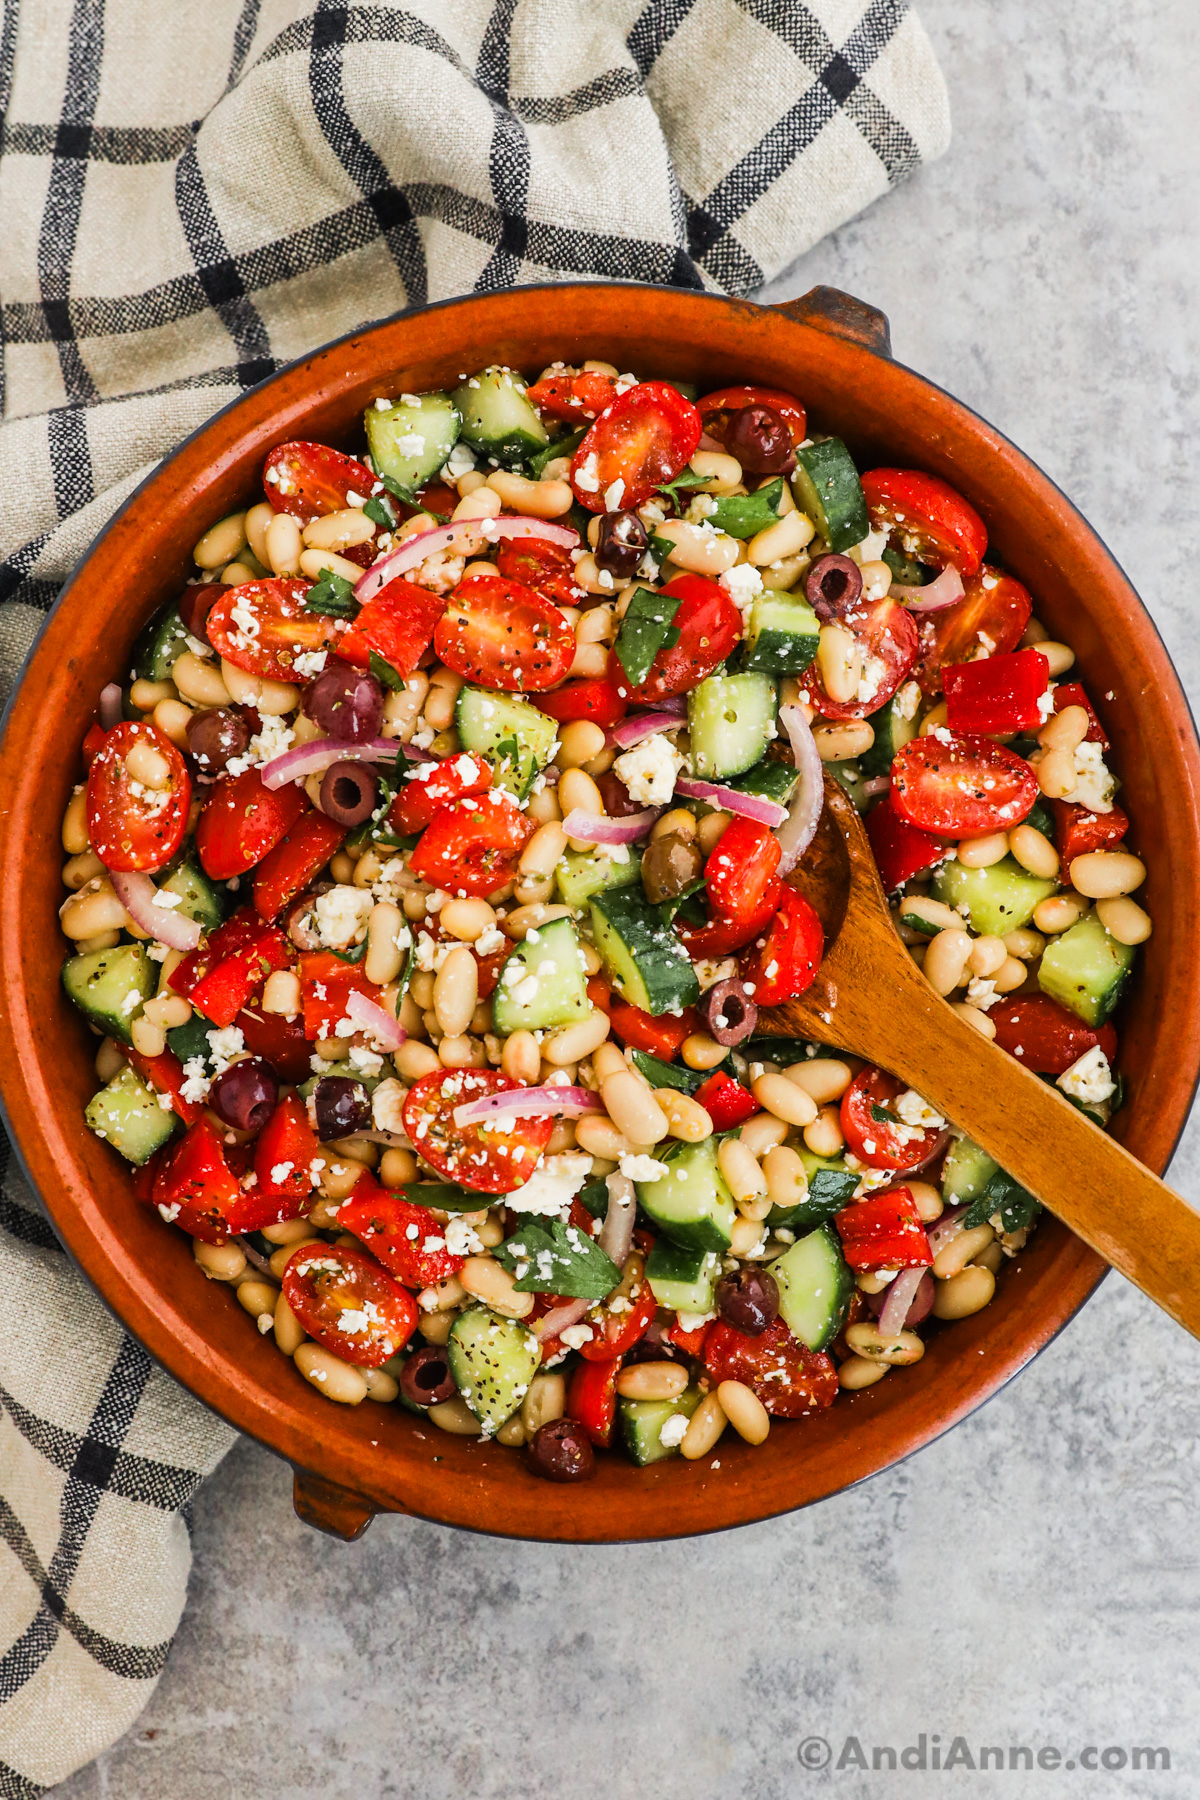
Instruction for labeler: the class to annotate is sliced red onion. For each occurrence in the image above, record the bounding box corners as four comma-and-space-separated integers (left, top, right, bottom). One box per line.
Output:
110, 870, 202, 951
892, 564, 965, 612
652, 695, 688, 718
345, 987, 406, 1051
877, 1265, 928, 1337
607, 709, 689, 750
861, 775, 890, 799
926, 1203, 967, 1258
452, 1085, 603, 1128
675, 777, 787, 829
235, 1236, 280, 1281
260, 734, 429, 791
98, 682, 122, 730
561, 808, 660, 845
598, 1172, 636, 1267
535, 1297, 590, 1342
775, 703, 824, 874
355, 515, 580, 605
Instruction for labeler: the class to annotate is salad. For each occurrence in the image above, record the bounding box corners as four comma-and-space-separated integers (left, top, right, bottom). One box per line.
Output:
59, 362, 1151, 1480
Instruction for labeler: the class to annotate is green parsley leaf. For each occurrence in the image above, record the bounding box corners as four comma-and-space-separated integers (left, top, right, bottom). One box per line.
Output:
528, 424, 587, 479
393, 1178, 490, 1214
646, 530, 677, 571
961, 1169, 1041, 1233
575, 1179, 610, 1218
613, 585, 684, 688
493, 1217, 621, 1300
368, 648, 405, 691
381, 472, 450, 524
629, 1050, 707, 1095
656, 468, 712, 505
870, 1101, 897, 1125
363, 494, 397, 530
304, 571, 359, 619
806, 1166, 861, 1211
707, 479, 784, 540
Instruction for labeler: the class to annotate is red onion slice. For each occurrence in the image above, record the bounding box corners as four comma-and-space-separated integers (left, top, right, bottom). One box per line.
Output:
598, 1172, 636, 1267
452, 1085, 603, 1128
355, 515, 580, 606
98, 682, 122, 730
877, 1265, 928, 1337
561, 808, 660, 845
892, 564, 965, 612
607, 709, 689, 750
775, 703, 824, 874
259, 734, 430, 791
925, 1203, 968, 1258
110, 871, 202, 951
535, 1297, 591, 1342
345, 987, 406, 1051
861, 775, 890, 799
675, 777, 787, 829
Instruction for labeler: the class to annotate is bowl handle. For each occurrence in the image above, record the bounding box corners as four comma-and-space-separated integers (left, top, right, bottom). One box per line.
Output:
293, 1468, 380, 1541
771, 285, 892, 359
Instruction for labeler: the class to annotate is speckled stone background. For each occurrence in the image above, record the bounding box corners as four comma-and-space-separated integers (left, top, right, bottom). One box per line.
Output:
53, 3, 1200, 1795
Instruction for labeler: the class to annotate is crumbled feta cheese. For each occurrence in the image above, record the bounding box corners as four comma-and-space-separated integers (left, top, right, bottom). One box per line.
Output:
893, 1090, 946, 1129
445, 1215, 486, 1257
893, 680, 921, 721
293, 650, 328, 678
603, 478, 626, 512
206, 1025, 245, 1074
560, 1323, 595, 1350
348, 1044, 384, 1077
151, 888, 183, 910
848, 526, 889, 564
1057, 1045, 1116, 1106
614, 732, 683, 807
574, 451, 601, 494
445, 439, 476, 479
966, 977, 1001, 1012
856, 654, 887, 705
1062, 741, 1115, 814
1036, 686, 1056, 723
619, 1153, 670, 1182
474, 924, 506, 956
180, 1057, 210, 1104
314, 885, 374, 950
658, 1414, 689, 1449
719, 560, 764, 621
504, 1151, 592, 1216
693, 956, 739, 992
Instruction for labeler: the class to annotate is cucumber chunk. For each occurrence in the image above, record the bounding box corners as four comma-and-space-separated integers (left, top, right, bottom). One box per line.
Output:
645, 1240, 721, 1314
62, 944, 155, 1045
590, 888, 700, 1017
728, 759, 799, 806
932, 855, 1057, 936
771, 1223, 853, 1351
635, 1137, 735, 1253
619, 1387, 702, 1466
827, 760, 869, 811
364, 391, 460, 491
706, 479, 784, 540
1038, 911, 1136, 1026
941, 1135, 1000, 1203
447, 1306, 541, 1432
767, 1150, 859, 1231
858, 691, 919, 778
687, 672, 777, 780
158, 860, 226, 931
741, 591, 820, 676
555, 845, 642, 911
491, 916, 590, 1035
454, 684, 558, 797
132, 606, 190, 683
86, 1065, 177, 1165
452, 367, 550, 470
792, 438, 869, 553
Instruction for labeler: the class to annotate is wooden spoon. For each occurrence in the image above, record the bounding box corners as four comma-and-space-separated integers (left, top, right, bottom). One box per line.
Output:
756, 775, 1200, 1335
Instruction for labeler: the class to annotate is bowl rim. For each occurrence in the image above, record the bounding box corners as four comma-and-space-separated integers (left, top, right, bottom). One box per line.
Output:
2, 281, 1198, 1543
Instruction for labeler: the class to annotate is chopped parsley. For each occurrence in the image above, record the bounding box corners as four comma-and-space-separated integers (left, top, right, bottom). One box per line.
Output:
655, 468, 712, 506
363, 494, 397, 530
493, 1217, 620, 1300
962, 1169, 1042, 1233
304, 570, 359, 619
368, 648, 405, 691
613, 585, 684, 687
381, 472, 449, 523
707, 478, 784, 540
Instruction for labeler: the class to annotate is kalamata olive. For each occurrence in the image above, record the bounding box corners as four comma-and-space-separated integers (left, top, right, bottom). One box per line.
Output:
806, 553, 863, 622
866, 1270, 935, 1329
725, 403, 794, 476
178, 583, 217, 645
597, 772, 645, 818
319, 761, 379, 826
698, 977, 758, 1046
594, 509, 648, 579
400, 1345, 459, 1408
208, 1057, 279, 1134
186, 706, 250, 774
640, 830, 704, 905
284, 883, 332, 951
716, 1266, 779, 1336
314, 1075, 372, 1141
527, 1418, 596, 1483
303, 659, 384, 743
624, 1336, 689, 1368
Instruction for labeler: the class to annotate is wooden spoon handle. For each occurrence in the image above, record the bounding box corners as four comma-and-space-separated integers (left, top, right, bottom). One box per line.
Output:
836, 975, 1200, 1336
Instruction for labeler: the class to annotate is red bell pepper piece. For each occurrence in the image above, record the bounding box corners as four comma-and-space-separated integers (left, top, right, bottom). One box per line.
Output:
534, 676, 628, 728
336, 575, 447, 675
151, 1117, 242, 1244
298, 951, 383, 1042
586, 975, 698, 1057
1049, 799, 1128, 865
833, 1187, 932, 1272
705, 816, 782, 926
667, 1317, 713, 1358
253, 1094, 320, 1211
865, 795, 945, 892
387, 750, 492, 836
124, 1044, 202, 1127
1052, 681, 1109, 750
566, 1356, 622, 1449
170, 908, 290, 1027
252, 810, 348, 922
81, 720, 106, 768
235, 1000, 314, 1085
132, 1146, 167, 1202
526, 368, 618, 421
739, 884, 823, 1007
692, 1070, 758, 1131
339, 1173, 466, 1288
943, 648, 1050, 735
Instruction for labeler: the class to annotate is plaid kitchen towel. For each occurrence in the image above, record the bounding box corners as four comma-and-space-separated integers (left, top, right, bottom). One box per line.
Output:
0, 0, 949, 1789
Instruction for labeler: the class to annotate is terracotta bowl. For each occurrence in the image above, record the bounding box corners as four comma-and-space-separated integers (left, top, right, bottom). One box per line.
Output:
3, 285, 1198, 1544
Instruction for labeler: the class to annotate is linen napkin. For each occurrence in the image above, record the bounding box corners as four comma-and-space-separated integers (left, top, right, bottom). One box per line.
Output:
0, 1, 949, 1789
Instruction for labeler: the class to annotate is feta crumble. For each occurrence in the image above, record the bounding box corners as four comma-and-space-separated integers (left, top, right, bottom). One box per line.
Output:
314, 885, 374, 950
613, 732, 683, 808
1057, 1045, 1116, 1106
504, 1151, 592, 1216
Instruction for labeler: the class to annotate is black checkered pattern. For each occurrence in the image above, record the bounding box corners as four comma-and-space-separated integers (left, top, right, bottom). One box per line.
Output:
0, 2, 948, 1788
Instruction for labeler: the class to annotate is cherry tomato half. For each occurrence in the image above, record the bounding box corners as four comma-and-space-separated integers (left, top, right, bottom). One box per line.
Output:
337, 575, 446, 675
989, 995, 1118, 1076
804, 596, 919, 721
860, 469, 988, 577
86, 721, 191, 873
607, 574, 741, 704
705, 817, 782, 926
388, 749, 493, 836
915, 566, 1033, 697
578, 1251, 656, 1361
570, 381, 701, 514
703, 1320, 838, 1418
206, 578, 344, 681
400, 1068, 552, 1194
434, 575, 574, 693
696, 385, 807, 447
534, 675, 628, 728
195, 765, 307, 880
264, 440, 377, 521
282, 1241, 417, 1367
407, 790, 534, 898
890, 734, 1039, 837
339, 1173, 466, 1288
739, 883, 824, 1007
495, 537, 584, 609
840, 1067, 944, 1171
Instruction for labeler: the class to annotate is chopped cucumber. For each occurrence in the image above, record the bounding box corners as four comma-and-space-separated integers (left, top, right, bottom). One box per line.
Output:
898, 895, 960, 938
729, 758, 799, 806
86, 1065, 177, 1165
454, 684, 558, 796
62, 944, 155, 1045
452, 366, 549, 470
881, 547, 930, 586
447, 1306, 541, 1432
619, 1387, 702, 1466
629, 1049, 707, 1094
687, 672, 777, 779
741, 590, 820, 676
792, 438, 869, 553
771, 1223, 853, 1351
827, 760, 869, 811
933, 855, 1057, 936
589, 888, 700, 1017
364, 391, 460, 491
706, 479, 784, 540
645, 1240, 720, 1314
158, 860, 226, 931
555, 845, 642, 911
1038, 911, 1136, 1026
859, 692, 919, 778
635, 1137, 735, 1253
491, 916, 590, 1035
941, 1135, 1000, 1203
767, 1150, 859, 1232
131, 605, 190, 683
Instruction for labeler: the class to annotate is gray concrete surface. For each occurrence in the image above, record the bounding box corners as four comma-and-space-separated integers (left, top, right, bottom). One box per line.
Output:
54, 2, 1200, 1795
